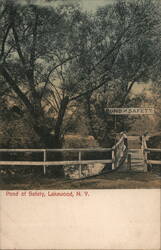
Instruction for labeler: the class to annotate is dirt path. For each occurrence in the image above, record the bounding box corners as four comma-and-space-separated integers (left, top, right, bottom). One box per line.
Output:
1, 169, 160, 189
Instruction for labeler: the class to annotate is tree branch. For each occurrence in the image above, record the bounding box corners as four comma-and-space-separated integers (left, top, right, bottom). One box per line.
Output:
69, 73, 112, 101
12, 25, 26, 67
30, 8, 38, 72
0, 66, 35, 115
0, 23, 12, 61
42, 97, 59, 114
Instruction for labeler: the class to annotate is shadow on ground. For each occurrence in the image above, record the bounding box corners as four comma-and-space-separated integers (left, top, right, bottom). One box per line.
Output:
0, 167, 160, 189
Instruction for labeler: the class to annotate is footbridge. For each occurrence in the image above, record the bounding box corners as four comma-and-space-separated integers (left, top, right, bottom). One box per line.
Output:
0, 133, 160, 179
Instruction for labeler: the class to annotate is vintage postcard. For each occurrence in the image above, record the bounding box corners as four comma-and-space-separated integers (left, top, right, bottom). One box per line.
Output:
0, 0, 160, 249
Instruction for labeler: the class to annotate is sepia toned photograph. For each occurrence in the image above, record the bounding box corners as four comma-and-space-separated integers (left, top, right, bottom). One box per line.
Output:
0, 1, 161, 250
0, 0, 161, 190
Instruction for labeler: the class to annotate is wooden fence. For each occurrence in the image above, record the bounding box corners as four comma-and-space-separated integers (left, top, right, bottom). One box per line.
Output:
142, 135, 161, 168
145, 148, 161, 166
0, 133, 127, 178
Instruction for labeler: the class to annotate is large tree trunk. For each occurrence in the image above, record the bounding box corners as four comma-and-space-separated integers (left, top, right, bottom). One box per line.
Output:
0, 66, 69, 177
32, 97, 69, 178
33, 125, 65, 177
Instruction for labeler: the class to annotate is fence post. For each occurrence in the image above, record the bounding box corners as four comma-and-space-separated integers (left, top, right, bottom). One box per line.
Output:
143, 151, 148, 172
89, 164, 93, 176
127, 153, 131, 170
78, 151, 82, 178
112, 148, 115, 170
43, 150, 47, 175
142, 136, 148, 172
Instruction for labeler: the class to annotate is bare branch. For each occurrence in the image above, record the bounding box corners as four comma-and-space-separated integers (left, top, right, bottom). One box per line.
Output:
0, 23, 12, 60
12, 26, 26, 67
0, 65, 35, 115
49, 79, 62, 103
30, 9, 38, 70
70, 73, 112, 102
0, 5, 7, 20
42, 96, 59, 114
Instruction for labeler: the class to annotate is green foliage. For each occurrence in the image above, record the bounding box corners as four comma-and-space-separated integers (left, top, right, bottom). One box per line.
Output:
0, 111, 41, 148
0, 0, 161, 152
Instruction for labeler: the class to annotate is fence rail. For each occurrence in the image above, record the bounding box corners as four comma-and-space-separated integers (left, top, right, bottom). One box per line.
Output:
145, 148, 161, 153
0, 159, 112, 166
0, 148, 112, 152
148, 160, 161, 165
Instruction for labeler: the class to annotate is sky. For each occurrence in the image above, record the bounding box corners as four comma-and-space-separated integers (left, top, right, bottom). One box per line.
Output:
81, 0, 114, 12
17, 0, 114, 12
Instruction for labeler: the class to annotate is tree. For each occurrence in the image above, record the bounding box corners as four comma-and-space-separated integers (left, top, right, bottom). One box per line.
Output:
0, 0, 85, 149
0, 0, 161, 173
81, 0, 161, 146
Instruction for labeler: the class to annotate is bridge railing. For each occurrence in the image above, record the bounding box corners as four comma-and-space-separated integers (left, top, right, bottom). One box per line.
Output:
142, 135, 161, 169
144, 148, 161, 166
112, 133, 127, 170
141, 136, 148, 172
